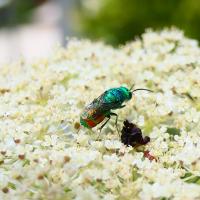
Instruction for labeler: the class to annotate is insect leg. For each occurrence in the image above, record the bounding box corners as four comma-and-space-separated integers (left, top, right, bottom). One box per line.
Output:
110, 112, 120, 136
119, 105, 125, 108
98, 115, 111, 132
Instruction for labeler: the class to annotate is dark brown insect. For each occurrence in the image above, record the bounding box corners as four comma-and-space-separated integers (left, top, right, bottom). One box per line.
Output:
121, 120, 150, 147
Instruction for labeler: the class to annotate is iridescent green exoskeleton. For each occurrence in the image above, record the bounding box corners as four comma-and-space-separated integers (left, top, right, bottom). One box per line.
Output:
80, 86, 152, 133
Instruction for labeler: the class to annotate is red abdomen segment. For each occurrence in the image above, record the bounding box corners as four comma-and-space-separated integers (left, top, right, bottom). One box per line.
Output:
82, 115, 105, 128
80, 108, 106, 128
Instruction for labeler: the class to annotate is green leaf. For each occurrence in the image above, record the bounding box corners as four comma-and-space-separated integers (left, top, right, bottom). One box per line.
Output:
181, 172, 200, 185
181, 172, 192, 179
8, 182, 16, 190
186, 176, 200, 184
166, 127, 180, 136
64, 187, 71, 193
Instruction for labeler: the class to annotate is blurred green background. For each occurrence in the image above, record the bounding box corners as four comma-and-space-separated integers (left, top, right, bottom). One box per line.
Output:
0, 0, 199, 50
77, 0, 200, 45
0, 0, 200, 62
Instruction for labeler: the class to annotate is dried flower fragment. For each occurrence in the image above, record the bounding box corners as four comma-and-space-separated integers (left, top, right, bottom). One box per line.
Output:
121, 120, 150, 147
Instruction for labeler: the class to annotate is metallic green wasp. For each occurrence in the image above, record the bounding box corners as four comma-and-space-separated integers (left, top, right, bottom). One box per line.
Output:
80, 86, 153, 132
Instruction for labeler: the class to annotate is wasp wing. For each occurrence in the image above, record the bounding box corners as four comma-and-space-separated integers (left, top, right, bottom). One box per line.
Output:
94, 91, 122, 111
83, 90, 123, 120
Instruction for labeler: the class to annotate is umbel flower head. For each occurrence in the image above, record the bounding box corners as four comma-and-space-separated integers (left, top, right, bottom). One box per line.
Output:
121, 120, 150, 147
0, 29, 200, 200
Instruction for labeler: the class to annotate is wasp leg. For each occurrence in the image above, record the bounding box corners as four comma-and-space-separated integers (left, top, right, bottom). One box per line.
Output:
119, 105, 126, 108
98, 115, 111, 133
112, 104, 125, 110
96, 116, 111, 141
110, 112, 120, 137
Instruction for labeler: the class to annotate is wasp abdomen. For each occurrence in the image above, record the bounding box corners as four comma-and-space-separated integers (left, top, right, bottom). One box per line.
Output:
80, 107, 106, 128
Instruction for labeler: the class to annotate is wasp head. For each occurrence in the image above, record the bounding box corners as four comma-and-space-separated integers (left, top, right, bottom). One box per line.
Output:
120, 87, 132, 101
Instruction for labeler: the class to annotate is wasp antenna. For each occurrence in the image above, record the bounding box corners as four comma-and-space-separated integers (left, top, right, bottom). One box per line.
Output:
129, 83, 135, 91
131, 88, 153, 93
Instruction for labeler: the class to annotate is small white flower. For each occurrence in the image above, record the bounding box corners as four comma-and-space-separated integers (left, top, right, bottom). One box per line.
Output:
104, 140, 123, 150
74, 186, 100, 200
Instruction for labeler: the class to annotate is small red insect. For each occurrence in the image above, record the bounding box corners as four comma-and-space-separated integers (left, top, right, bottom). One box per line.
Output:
143, 150, 157, 161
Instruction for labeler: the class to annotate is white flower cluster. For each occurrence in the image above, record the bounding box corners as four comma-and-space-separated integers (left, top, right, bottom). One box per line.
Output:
0, 28, 200, 200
